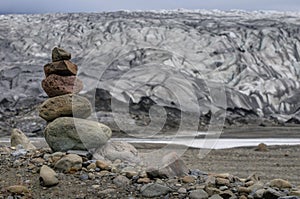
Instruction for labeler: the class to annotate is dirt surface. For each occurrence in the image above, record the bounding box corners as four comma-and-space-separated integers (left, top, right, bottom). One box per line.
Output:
182, 145, 300, 185
0, 144, 299, 198
136, 144, 300, 185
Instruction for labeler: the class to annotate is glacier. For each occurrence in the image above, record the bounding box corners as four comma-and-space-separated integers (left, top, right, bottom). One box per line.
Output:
1, 10, 300, 136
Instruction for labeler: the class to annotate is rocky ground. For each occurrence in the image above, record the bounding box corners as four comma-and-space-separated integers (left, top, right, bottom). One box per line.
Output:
0, 143, 299, 199
1, 10, 300, 199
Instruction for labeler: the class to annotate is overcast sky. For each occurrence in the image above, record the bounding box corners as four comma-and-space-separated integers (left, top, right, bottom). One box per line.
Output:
0, 0, 300, 14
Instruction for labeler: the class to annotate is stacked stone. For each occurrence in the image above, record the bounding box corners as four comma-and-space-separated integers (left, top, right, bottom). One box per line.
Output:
39, 47, 112, 152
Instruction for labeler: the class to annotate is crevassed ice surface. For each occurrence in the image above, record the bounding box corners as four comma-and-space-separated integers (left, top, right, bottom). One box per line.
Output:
1, 10, 300, 124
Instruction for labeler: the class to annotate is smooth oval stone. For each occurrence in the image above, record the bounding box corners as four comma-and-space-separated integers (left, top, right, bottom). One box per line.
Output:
52, 47, 71, 62
44, 60, 78, 77
44, 117, 112, 152
39, 94, 92, 121
42, 74, 83, 97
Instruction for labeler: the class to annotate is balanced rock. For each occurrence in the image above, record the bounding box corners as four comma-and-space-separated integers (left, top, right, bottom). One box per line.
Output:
52, 47, 71, 62
39, 165, 59, 187
44, 60, 78, 77
42, 74, 83, 97
44, 117, 112, 152
11, 128, 36, 150
39, 94, 92, 121
93, 141, 140, 163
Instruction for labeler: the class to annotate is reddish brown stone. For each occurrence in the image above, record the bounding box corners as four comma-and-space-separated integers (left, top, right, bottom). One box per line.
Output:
42, 74, 83, 97
44, 60, 78, 77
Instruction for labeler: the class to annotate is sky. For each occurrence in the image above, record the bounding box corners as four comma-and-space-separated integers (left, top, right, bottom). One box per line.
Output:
0, 0, 300, 14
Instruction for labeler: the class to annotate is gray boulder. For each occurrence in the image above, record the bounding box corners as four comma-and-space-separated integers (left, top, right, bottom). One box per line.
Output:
44, 117, 112, 152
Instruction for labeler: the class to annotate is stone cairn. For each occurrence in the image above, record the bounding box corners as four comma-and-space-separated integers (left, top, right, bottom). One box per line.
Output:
39, 47, 112, 152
